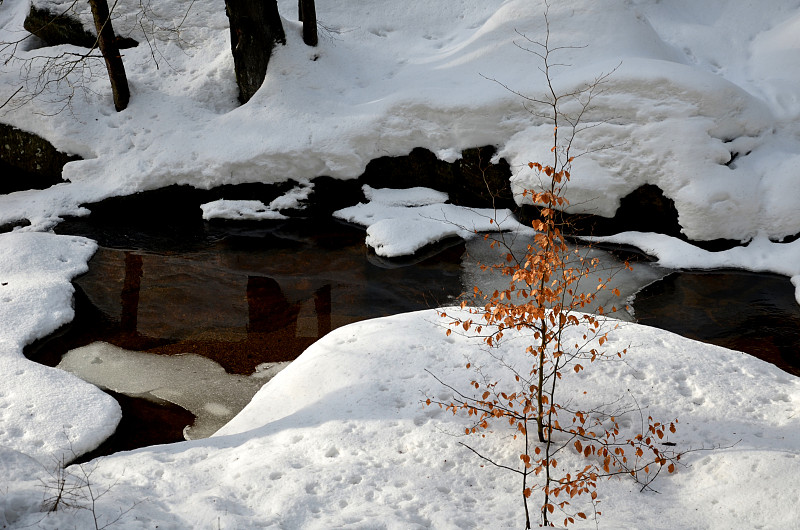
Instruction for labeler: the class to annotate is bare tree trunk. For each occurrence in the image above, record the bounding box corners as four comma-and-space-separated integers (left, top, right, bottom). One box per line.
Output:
225, 0, 286, 104
300, 0, 318, 47
88, 0, 130, 111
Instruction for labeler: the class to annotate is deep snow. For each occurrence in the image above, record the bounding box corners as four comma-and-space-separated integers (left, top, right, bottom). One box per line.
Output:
1, 0, 799, 528
1, 0, 800, 245
3, 286, 800, 528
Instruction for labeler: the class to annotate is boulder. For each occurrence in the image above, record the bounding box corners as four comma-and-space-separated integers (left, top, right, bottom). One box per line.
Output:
23, 5, 137, 49
0, 123, 81, 194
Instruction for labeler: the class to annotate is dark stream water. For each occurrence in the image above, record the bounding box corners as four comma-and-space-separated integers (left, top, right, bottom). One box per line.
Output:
24, 214, 800, 459
632, 270, 800, 377
26, 216, 465, 459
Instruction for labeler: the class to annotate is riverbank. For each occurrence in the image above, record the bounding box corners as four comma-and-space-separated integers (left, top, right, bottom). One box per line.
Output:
2, 242, 798, 527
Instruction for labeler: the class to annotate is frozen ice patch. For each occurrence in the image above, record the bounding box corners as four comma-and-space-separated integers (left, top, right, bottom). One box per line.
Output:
57, 342, 289, 439
586, 231, 800, 305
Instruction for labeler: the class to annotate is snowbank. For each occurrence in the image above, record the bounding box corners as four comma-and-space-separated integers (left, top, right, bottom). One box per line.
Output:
588, 232, 800, 304
6, 309, 799, 529
0, 0, 798, 246
0, 232, 120, 464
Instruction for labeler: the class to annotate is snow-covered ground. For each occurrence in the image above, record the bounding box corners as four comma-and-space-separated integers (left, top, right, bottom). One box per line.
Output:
0, 0, 799, 244
1, 0, 800, 528
0, 233, 119, 465
2, 251, 799, 527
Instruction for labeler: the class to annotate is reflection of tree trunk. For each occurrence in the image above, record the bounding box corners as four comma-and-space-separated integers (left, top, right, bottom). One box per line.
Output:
121, 252, 143, 333
315, 284, 331, 337
247, 276, 299, 334
88, 0, 130, 111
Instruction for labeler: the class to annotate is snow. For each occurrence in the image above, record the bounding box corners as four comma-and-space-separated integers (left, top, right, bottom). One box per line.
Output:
0, 233, 120, 464
266, 181, 314, 211
200, 181, 315, 220
587, 232, 800, 304
0, 0, 797, 245
3, 308, 799, 529
201, 199, 288, 221
0, 0, 799, 528
334, 185, 527, 257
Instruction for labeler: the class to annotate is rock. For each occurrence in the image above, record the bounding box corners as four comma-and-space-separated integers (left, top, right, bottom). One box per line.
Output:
517, 183, 741, 250
23, 5, 138, 49
359, 146, 515, 209
541, 183, 684, 238
0, 123, 81, 194
24, 5, 97, 48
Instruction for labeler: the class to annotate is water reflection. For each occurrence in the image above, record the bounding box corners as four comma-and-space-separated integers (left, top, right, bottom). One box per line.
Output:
24, 220, 465, 456
632, 271, 800, 377
121, 252, 142, 333
28, 221, 465, 375
462, 236, 670, 321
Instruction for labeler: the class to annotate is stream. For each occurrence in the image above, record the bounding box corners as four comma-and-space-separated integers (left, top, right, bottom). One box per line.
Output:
23, 213, 800, 460
27, 216, 467, 458
632, 270, 800, 377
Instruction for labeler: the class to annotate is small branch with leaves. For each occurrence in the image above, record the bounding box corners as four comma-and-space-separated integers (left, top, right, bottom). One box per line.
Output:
424, 3, 688, 528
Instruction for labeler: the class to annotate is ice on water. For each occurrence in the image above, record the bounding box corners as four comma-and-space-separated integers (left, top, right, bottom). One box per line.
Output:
58, 342, 289, 439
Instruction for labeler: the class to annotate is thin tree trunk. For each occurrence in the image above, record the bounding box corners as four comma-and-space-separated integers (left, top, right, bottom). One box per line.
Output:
300, 0, 318, 47
88, 0, 129, 111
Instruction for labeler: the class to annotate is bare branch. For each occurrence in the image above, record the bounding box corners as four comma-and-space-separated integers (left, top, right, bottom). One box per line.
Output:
1, 0, 195, 113
459, 441, 525, 475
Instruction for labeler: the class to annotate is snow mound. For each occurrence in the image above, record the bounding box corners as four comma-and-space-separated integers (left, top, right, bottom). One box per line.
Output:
335, 185, 527, 257
0, 233, 120, 463
0, 0, 798, 246
9, 309, 799, 529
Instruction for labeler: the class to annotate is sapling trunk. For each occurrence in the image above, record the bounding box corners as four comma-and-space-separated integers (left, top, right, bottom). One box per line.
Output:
426, 6, 683, 527
537, 325, 547, 443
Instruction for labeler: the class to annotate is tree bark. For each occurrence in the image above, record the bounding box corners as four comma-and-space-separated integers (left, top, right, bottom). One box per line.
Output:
300, 0, 318, 47
88, 0, 130, 111
225, 0, 286, 104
